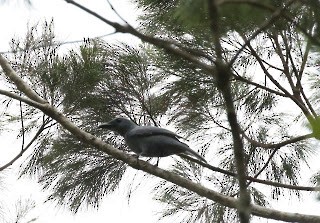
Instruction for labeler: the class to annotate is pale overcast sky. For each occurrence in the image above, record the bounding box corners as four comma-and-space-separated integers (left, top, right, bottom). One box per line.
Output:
0, 1, 320, 223
0, 1, 159, 222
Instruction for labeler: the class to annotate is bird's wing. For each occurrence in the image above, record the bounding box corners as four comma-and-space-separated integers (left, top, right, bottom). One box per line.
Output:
128, 126, 183, 138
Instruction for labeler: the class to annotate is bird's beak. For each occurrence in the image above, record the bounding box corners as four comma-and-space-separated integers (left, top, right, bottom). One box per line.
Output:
98, 122, 113, 129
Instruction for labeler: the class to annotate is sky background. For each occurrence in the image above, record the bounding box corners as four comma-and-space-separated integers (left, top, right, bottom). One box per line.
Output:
0, 0, 320, 222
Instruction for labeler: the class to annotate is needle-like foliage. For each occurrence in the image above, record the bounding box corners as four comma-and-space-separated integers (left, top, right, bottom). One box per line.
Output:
1, 0, 320, 222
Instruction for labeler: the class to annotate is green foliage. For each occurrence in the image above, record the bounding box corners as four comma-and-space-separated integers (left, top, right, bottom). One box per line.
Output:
39, 133, 126, 212
3, 0, 320, 221
153, 160, 214, 223
309, 117, 320, 139
11, 22, 172, 211
130, 0, 320, 221
135, 0, 316, 39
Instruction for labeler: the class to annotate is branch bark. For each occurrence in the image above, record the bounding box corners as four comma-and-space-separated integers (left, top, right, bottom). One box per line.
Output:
65, 0, 215, 75
0, 53, 320, 223
208, 0, 251, 222
0, 54, 47, 104
180, 154, 320, 191
243, 133, 313, 149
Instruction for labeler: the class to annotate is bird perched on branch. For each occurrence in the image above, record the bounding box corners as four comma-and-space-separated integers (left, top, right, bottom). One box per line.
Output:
98, 117, 206, 164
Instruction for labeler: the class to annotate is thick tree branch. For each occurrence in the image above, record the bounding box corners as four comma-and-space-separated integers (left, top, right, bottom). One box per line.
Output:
208, 1, 250, 222
0, 54, 47, 104
0, 55, 319, 222
0, 89, 45, 110
65, 0, 215, 75
36, 101, 320, 223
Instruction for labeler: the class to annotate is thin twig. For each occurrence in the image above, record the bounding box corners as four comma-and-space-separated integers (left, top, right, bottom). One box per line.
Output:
228, 0, 296, 67
233, 74, 288, 98
243, 35, 313, 121
295, 41, 317, 117
178, 153, 319, 192
247, 148, 279, 186
106, 0, 129, 25
1, 54, 320, 221
0, 122, 48, 171
19, 100, 25, 152
243, 133, 313, 149
273, 32, 296, 91
65, 0, 215, 74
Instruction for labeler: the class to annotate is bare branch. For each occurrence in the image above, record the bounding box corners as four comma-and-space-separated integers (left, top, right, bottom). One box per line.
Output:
272, 32, 296, 91
242, 35, 314, 122
106, 0, 129, 25
19, 100, 25, 152
295, 41, 317, 117
228, 0, 296, 66
0, 122, 48, 171
0, 60, 319, 222
179, 154, 320, 192
246, 148, 278, 187
243, 133, 314, 149
65, 0, 215, 74
208, 0, 250, 222
0, 54, 47, 104
0, 89, 45, 110
233, 74, 288, 98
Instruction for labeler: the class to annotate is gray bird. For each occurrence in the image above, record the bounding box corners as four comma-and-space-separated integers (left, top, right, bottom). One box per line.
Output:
98, 117, 206, 163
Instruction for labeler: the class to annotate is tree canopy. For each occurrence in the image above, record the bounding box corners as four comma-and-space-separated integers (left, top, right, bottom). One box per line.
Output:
1, 0, 320, 222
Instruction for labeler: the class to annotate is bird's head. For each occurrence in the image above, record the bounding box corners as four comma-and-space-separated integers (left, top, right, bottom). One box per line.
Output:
98, 117, 137, 136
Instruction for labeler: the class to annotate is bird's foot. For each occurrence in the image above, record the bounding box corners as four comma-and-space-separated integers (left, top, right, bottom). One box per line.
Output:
146, 157, 160, 166
155, 157, 160, 166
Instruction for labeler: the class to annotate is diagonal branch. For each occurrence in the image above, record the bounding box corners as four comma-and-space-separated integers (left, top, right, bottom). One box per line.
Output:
0, 56, 319, 222
246, 148, 279, 187
233, 74, 288, 98
65, 0, 215, 74
228, 0, 296, 66
0, 54, 47, 104
0, 89, 46, 110
243, 36, 314, 122
179, 154, 320, 192
0, 121, 48, 171
272, 32, 296, 91
243, 133, 313, 149
36, 95, 320, 223
106, 0, 129, 25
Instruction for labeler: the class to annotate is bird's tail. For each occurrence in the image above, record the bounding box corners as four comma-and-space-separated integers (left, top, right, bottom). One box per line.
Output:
183, 146, 207, 163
